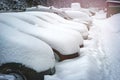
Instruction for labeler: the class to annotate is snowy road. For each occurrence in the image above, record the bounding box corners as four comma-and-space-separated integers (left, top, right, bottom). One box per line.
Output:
45, 11, 107, 80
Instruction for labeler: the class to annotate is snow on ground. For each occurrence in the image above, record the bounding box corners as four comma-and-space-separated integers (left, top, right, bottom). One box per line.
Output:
45, 11, 106, 80
45, 10, 120, 80
95, 13, 120, 80
46, 10, 120, 80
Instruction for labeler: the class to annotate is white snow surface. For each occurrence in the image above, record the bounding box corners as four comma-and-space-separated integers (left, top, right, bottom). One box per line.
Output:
95, 13, 120, 80
45, 11, 120, 80
24, 11, 88, 39
0, 23, 55, 72
1, 9, 120, 80
64, 10, 92, 30
65, 10, 91, 21
44, 10, 105, 80
4, 12, 83, 46
0, 13, 81, 55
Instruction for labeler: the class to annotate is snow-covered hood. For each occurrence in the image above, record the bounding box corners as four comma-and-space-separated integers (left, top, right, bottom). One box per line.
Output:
0, 13, 81, 55
0, 23, 55, 72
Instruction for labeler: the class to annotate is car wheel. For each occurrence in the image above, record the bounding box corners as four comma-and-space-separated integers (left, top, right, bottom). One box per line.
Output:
0, 63, 44, 80
49, 67, 56, 75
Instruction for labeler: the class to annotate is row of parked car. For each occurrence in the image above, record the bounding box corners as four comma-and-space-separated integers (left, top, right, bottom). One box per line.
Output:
0, 3, 94, 80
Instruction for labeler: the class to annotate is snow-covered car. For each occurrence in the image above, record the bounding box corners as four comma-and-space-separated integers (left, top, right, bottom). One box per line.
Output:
5, 12, 83, 44
24, 11, 88, 39
61, 3, 94, 16
26, 5, 72, 20
64, 10, 92, 30
0, 13, 82, 61
0, 23, 55, 80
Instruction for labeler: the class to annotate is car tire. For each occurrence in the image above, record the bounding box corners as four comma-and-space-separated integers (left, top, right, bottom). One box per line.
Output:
0, 63, 44, 80
49, 67, 56, 75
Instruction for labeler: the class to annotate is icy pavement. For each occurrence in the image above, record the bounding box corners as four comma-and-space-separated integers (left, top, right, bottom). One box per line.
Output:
45, 11, 106, 80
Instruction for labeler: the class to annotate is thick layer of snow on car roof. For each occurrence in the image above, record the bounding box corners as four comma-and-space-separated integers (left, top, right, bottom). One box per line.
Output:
0, 14, 81, 55
26, 6, 52, 12
41, 12, 89, 38
92, 10, 106, 19
0, 23, 55, 72
97, 13, 120, 80
24, 11, 87, 29
35, 11, 88, 27
5, 12, 83, 45
65, 10, 91, 22
26, 5, 72, 20
24, 11, 88, 39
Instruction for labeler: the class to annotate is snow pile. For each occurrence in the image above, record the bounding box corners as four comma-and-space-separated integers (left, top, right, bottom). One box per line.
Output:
45, 53, 101, 80
0, 13, 81, 55
0, 23, 55, 72
98, 13, 120, 80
